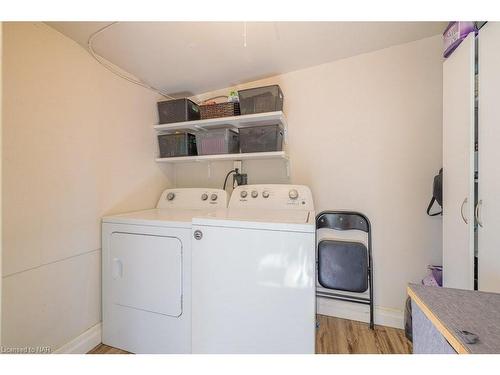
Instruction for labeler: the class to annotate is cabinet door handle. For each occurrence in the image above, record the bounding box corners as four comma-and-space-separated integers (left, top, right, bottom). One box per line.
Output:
460, 197, 468, 224
475, 199, 483, 228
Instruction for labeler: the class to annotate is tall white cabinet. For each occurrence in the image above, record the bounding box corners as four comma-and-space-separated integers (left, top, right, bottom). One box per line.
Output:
477, 22, 500, 293
442, 33, 475, 290
443, 22, 500, 293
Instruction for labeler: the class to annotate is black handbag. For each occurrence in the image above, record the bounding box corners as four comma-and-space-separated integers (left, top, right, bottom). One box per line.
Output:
427, 168, 443, 216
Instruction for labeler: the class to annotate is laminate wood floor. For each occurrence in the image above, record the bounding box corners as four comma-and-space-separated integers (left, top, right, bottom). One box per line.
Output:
88, 344, 130, 354
88, 315, 412, 354
315, 315, 412, 354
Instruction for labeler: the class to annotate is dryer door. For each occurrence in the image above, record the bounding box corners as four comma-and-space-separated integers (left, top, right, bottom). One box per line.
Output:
110, 233, 183, 317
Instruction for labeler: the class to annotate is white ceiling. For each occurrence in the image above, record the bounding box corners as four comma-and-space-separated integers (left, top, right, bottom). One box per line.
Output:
47, 22, 446, 97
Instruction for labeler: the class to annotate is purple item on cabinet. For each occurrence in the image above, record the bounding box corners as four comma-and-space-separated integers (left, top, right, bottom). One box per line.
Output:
443, 22, 477, 58
422, 275, 439, 287
421, 265, 443, 287
430, 265, 443, 287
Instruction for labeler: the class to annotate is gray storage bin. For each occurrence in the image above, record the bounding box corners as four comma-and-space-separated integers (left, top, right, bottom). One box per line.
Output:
195, 129, 239, 155
157, 98, 200, 124
238, 85, 284, 115
239, 125, 283, 153
158, 133, 197, 158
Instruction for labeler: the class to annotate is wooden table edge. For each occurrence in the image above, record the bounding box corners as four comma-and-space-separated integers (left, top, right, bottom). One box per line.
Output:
407, 285, 469, 354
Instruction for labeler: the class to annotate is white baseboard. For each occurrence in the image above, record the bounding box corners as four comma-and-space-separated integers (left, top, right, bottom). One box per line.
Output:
51, 300, 402, 353
317, 297, 404, 329
54, 323, 102, 354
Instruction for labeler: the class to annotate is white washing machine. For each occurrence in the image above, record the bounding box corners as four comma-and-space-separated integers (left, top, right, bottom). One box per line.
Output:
101, 188, 228, 354
191, 184, 316, 353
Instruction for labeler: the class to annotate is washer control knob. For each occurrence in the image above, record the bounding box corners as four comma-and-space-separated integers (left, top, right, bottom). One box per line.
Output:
210, 193, 218, 201
240, 190, 248, 198
288, 189, 299, 200
201, 193, 208, 201
166, 192, 175, 201
251, 190, 259, 198
262, 191, 270, 198
194, 230, 203, 240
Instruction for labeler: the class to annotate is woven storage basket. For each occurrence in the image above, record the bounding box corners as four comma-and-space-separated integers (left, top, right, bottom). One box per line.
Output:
199, 102, 240, 120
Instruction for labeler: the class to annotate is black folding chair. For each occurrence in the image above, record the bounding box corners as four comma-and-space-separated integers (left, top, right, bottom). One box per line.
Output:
316, 211, 374, 329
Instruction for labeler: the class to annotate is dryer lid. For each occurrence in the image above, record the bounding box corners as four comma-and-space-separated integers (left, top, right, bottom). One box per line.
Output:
103, 208, 212, 227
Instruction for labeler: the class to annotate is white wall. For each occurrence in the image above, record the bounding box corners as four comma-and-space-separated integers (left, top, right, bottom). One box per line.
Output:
180, 35, 444, 327
1, 22, 172, 351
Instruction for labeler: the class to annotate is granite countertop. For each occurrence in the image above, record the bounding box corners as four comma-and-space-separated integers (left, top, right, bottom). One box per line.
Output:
408, 283, 500, 354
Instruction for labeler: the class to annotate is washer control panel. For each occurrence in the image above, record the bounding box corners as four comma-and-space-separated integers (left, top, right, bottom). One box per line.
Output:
229, 184, 314, 210
157, 188, 228, 209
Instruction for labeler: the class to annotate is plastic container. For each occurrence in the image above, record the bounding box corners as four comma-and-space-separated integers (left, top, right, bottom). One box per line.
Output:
157, 98, 200, 124
443, 22, 477, 58
195, 129, 239, 155
239, 125, 283, 153
238, 85, 284, 115
157, 133, 197, 158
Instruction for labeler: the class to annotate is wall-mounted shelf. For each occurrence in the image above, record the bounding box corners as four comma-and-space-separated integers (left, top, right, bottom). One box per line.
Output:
153, 111, 288, 134
155, 151, 288, 164
153, 111, 290, 176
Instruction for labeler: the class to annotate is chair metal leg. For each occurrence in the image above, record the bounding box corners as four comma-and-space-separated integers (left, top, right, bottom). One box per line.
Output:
369, 264, 374, 329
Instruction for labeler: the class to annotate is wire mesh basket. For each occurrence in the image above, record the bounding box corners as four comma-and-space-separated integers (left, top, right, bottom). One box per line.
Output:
157, 133, 197, 158
199, 102, 240, 120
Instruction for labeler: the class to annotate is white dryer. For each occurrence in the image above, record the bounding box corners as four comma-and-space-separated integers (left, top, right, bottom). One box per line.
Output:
101, 188, 228, 354
191, 184, 316, 353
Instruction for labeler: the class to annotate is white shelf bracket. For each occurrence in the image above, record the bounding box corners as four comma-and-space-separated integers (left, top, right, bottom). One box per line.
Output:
207, 162, 212, 179
286, 159, 290, 178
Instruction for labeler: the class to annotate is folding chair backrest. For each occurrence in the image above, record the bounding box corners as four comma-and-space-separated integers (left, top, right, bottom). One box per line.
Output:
316, 211, 370, 234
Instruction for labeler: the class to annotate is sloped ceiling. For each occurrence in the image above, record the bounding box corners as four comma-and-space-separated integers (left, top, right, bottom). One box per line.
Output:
47, 22, 446, 96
